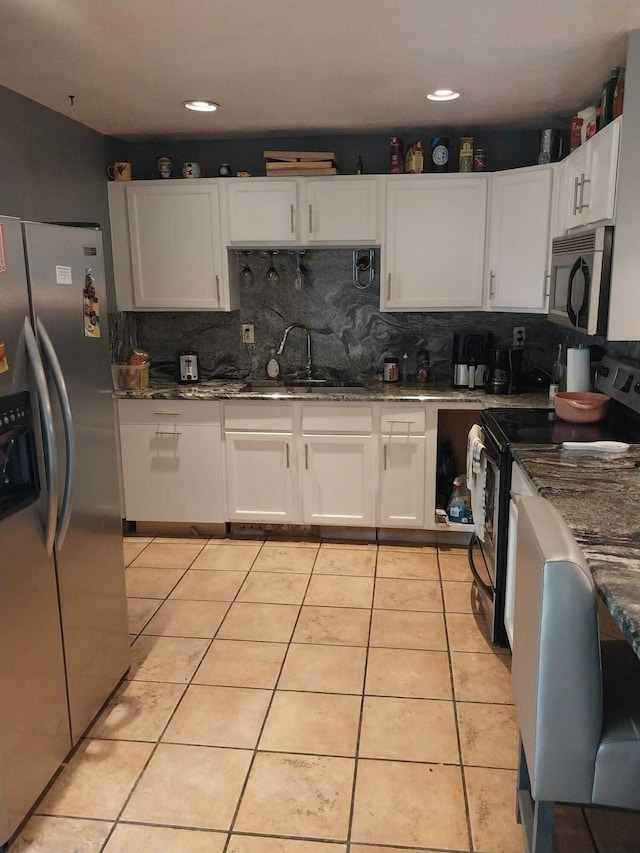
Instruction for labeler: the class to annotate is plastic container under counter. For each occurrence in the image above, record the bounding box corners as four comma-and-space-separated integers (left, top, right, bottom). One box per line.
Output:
111, 363, 149, 391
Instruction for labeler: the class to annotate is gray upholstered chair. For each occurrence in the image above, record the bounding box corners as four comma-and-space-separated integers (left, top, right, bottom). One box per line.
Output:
512, 495, 640, 853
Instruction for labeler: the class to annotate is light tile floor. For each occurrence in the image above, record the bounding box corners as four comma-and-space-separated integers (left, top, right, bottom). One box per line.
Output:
9, 537, 640, 852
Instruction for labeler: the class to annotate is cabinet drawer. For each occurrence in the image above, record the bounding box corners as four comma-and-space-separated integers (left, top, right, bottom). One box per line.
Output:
380, 406, 426, 435
224, 402, 294, 432
118, 399, 221, 425
301, 404, 373, 434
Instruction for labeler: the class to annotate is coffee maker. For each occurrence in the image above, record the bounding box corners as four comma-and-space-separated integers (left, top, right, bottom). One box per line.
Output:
484, 347, 523, 395
452, 332, 493, 389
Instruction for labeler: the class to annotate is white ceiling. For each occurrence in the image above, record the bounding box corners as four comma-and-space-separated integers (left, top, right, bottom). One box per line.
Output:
2, 0, 639, 141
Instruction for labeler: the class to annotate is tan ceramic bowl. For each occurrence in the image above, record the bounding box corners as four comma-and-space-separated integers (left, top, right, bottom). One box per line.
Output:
554, 391, 611, 423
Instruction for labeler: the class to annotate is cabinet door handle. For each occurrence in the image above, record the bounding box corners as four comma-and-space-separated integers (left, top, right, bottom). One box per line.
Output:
387, 273, 391, 300
155, 430, 182, 436
154, 411, 182, 416
304, 444, 309, 469
544, 271, 551, 299
290, 204, 295, 234
489, 271, 496, 298
308, 204, 313, 233
383, 444, 388, 470
579, 173, 590, 211
285, 442, 290, 468
215, 275, 220, 303
572, 176, 580, 215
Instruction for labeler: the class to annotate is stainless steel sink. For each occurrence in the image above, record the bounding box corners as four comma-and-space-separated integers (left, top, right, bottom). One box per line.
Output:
303, 385, 369, 394
241, 379, 368, 395
285, 379, 368, 394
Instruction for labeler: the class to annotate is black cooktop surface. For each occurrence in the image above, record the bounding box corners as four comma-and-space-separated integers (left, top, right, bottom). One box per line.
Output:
482, 405, 640, 450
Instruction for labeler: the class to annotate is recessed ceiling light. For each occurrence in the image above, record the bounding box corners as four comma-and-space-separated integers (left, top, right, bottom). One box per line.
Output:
426, 89, 461, 102
182, 100, 219, 112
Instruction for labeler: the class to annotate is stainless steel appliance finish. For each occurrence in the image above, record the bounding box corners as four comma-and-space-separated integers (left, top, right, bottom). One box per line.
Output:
452, 332, 493, 389
0, 216, 129, 845
548, 225, 613, 336
178, 351, 200, 383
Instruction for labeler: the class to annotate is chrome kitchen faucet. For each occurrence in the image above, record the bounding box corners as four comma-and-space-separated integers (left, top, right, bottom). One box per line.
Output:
276, 323, 313, 379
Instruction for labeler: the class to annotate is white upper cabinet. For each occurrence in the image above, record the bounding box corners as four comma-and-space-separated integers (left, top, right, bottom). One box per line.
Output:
108, 180, 239, 311
225, 176, 380, 245
305, 178, 379, 243
558, 117, 621, 233
227, 179, 299, 243
486, 166, 553, 312
382, 175, 488, 311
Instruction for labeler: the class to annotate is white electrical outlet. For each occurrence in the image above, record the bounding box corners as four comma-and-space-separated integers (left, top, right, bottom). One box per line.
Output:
241, 324, 255, 344
513, 326, 525, 347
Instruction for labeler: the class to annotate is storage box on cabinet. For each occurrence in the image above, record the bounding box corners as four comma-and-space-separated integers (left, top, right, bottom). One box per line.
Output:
117, 400, 224, 523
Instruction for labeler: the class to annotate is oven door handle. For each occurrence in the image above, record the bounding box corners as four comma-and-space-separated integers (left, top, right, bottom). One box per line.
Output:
468, 534, 493, 597
24, 316, 58, 556
37, 318, 75, 551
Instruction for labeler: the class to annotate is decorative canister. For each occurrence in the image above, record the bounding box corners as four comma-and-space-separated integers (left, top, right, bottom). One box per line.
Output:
430, 137, 450, 172
416, 351, 430, 383
156, 156, 173, 178
383, 357, 400, 382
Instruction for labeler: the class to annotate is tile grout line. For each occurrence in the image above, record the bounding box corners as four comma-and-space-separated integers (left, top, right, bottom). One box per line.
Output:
438, 549, 476, 853
344, 545, 377, 853
221, 540, 320, 853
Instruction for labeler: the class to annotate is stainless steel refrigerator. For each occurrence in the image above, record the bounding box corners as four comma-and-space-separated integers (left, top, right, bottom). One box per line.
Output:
0, 215, 129, 844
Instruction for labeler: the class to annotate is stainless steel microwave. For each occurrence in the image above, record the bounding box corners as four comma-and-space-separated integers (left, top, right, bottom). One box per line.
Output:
548, 225, 613, 336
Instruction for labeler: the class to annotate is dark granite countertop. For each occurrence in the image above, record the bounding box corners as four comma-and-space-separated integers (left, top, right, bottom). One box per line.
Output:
512, 444, 640, 658
114, 376, 551, 407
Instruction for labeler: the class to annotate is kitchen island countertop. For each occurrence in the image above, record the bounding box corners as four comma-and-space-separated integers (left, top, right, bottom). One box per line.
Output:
114, 376, 551, 407
512, 444, 640, 658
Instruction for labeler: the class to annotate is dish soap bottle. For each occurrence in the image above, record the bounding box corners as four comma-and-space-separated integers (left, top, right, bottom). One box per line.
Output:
447, 475, 468, 524
265, 349, 281, 381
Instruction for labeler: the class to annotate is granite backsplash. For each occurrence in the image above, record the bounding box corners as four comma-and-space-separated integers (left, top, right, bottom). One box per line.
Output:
110, 247, 632, 385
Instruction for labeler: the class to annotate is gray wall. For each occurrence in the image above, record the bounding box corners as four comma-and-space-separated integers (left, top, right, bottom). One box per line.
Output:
0, 85, 117, 305
109, 129, 545, 180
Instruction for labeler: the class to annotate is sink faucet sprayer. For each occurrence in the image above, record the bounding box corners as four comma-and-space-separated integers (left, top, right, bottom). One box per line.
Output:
276, 323, 313, 378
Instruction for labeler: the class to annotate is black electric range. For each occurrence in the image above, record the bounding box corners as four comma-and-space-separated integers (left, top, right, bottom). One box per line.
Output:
470, 355, 640, 647
483, 402, 640, 452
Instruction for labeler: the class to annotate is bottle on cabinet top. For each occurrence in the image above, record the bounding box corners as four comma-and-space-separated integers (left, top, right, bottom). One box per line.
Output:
598, 67, 620, 130
613, 66, 625, 119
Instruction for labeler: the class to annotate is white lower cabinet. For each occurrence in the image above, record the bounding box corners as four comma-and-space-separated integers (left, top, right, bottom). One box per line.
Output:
221, 400, 439, 530
117, 400, 224, 523
301, 434, 375, 526
378, 406, 427, 528
225, 432, 297, 522
379, 435, 425, 527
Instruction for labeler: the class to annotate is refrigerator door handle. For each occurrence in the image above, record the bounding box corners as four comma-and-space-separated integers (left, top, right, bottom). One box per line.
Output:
23, 317, 58, 556
36, 317, 76, 551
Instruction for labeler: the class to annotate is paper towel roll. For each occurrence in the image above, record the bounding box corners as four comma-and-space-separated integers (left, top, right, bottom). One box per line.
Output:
566, 347, 591, 392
